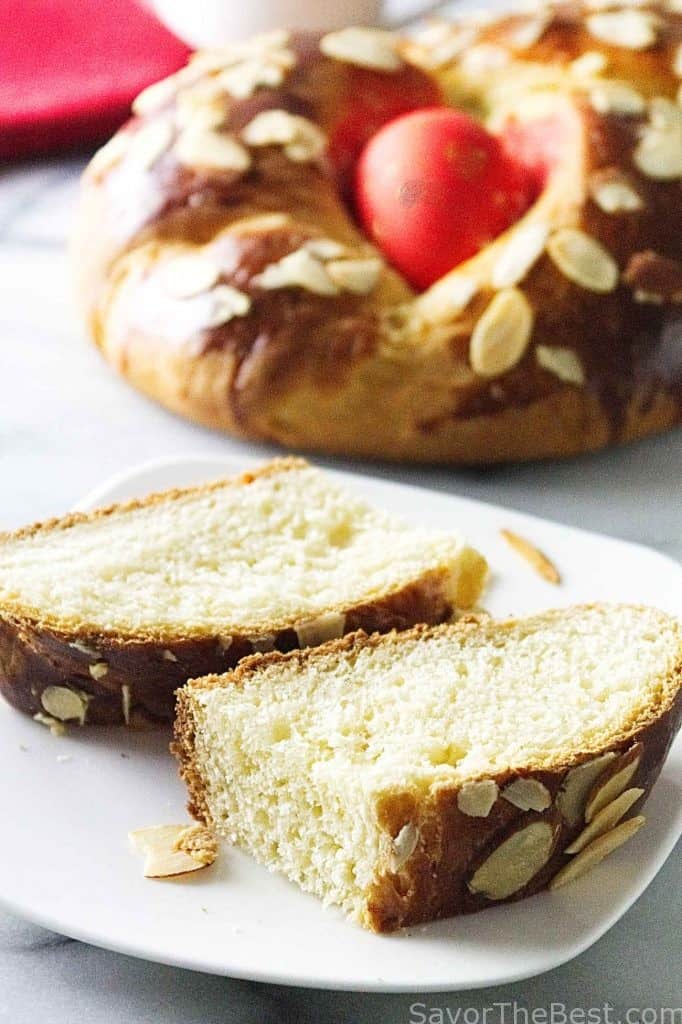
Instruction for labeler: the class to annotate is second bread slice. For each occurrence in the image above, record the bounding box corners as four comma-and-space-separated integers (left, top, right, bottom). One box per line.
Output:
0, 458, 486, 726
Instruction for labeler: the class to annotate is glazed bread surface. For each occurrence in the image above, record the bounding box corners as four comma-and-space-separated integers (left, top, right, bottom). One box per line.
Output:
175, 604, 682, 931
0, 458, 486, 726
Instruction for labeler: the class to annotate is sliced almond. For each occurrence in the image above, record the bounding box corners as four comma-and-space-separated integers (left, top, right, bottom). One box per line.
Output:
468, 821, 556, 900
216, 48, 295, 99
175, 81, 228, 132
649, 97, 682, 130
121, 684, 132, 726
33, 712, 66, 737
157, 255, 221, 299
128, 119, 174, 171
589, 173, 644, 213
502, 778, 552, 812
457, 779, 499, 817
570, 51, 608, 78
508, 14, 550, 50
589, 80, 646, 116
87, 132, 130, 181
320, 28, 402, 72
175, 127, 252, 173
421, 276, 479, 323
249, 633, 276, 653
500, 529, 561, 584
548, 228, 618, 293
535, 345, 585, 386
88, 662, 108, 681
295, 612, 346, 648
491, 222, 549, 289
129, 824, 218, 878
200, 284, 252, 328
229, 213, 291, 236
302, 238, 348, 261
132, 73, 181, 116
254, 248, 338, 296
633, 123, 682, 180
326, 257, 383, 294
469, 288, 534, 378
415, 24, 479, 69
70, 640, 101, 659
390, 822, 419, 871
550, 815, 645, 890
557, 753, 617, 825
585, 744, 642, 821
242, 110, 326, 163
162, 649, 178, 662
566, 787, 644, 853
40, 686, 88, 725
586, 10, 659, 49
460, 44, 510, 76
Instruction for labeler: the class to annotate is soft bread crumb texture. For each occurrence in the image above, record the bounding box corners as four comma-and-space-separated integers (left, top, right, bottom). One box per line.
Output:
184, 605, 681, 924
0, 461, 482, 634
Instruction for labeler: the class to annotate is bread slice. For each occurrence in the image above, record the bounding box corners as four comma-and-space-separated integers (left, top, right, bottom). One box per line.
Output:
175, 604, 682, 931
0, 458, 486, 727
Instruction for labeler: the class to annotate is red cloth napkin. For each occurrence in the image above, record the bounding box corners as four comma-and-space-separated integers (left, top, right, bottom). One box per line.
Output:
0, 0, 191, 159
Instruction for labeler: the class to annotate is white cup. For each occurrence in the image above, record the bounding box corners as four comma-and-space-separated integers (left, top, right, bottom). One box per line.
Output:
149, 0, 386, 47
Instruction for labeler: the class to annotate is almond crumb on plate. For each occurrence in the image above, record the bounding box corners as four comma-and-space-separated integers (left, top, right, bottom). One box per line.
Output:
129, 823, 218, 878
500, 529, 561, 584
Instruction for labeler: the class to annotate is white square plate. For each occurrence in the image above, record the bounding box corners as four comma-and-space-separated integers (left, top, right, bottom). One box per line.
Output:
0, 455, 680, 992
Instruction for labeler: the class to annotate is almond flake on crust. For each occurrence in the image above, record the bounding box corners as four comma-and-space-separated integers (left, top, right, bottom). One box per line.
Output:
535, 345, 586, 386
589, 171, 644, 213
132, 73, 182, 116
157, 255, 221, 299
320, 28, 403, 72
502, 778, 552, 812
588, 81, 646, 115
199, 285, 252, 328
128, 119, 174, 171
87, 132, 130, 181
550, 815, 645, 890
557, 753, 617, 825
586, 10, 659, 49
469, 288, 534, 378
242, 110, 326, 162
457, 779, 499, 817
295, 612, 346, 648
566, 787, 644, 853
491, 222, 549, 289
41, 685, 89, 725
254, 249, 339, 296
175, 127, 252, 173
501, 528, 561, 584
570, 51, 608, 78
508, 14, 551, 50
390, 822, 419, 871
325, 257, 383, 294
468, 821, 556, 899
585, 743, 642, 821
547, 228, 619, 293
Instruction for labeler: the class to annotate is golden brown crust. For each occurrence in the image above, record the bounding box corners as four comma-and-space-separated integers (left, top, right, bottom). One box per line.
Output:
72, 6, 682, 463
174, 606, 682, 930
0, 459, 482, 724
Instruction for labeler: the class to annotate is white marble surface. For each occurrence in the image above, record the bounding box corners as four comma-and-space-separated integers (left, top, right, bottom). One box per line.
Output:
0, 150, 680, 1021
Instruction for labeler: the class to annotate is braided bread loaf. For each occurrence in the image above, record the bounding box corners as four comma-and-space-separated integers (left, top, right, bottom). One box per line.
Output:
73, 5, 682, 463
